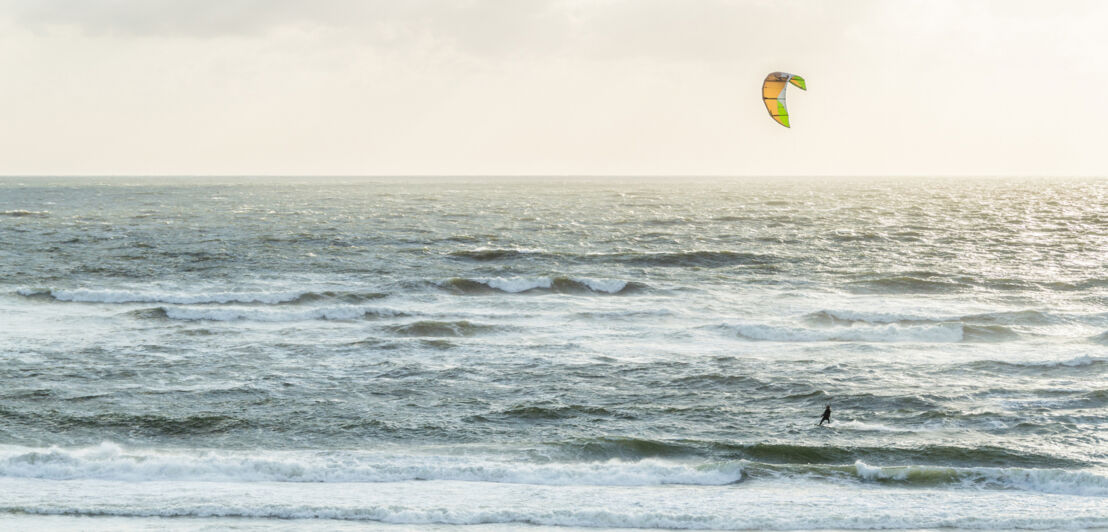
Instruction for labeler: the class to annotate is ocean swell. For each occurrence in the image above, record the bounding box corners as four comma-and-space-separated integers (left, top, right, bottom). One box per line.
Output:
803, 308, 1060, 328
386, 320, 501, 337
962, 355, 1108, 372
446, 249, 781, 268
557, 438, 1085, 469
134, 305, 403, 322
437, 276, 641, 295
16, 287, 386, 305
601, 250, 780, 268
850, 461, 1108, 496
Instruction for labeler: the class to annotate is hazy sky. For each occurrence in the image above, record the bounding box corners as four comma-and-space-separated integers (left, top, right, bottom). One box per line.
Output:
1, 0, 1105, 176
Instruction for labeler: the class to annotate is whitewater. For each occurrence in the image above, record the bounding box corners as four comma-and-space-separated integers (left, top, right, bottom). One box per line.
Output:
0, 176, 1105, 530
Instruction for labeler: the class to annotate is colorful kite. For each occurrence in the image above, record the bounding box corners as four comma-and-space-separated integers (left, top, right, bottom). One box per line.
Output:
762, 72, 806, 128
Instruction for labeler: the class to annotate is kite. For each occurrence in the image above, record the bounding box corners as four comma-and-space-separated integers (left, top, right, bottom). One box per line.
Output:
762, 72, 806, 128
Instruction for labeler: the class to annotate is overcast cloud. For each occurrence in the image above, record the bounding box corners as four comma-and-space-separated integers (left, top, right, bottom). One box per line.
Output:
0, 0, 1104, 175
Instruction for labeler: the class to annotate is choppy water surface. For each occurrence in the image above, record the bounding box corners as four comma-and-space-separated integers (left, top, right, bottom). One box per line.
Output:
1, 177, 1106, 530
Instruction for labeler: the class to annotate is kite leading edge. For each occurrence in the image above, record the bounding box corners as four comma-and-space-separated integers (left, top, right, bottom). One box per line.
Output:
762, 72, 806, 128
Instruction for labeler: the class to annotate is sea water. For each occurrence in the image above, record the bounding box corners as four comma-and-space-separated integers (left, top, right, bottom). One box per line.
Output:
0, 176, 1105, 530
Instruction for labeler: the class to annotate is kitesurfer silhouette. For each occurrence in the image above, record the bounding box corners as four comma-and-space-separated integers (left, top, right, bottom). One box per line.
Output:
818, 404, 831, 425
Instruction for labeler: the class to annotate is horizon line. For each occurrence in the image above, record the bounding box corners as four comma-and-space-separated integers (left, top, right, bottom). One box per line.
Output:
1, 174, 1104, 179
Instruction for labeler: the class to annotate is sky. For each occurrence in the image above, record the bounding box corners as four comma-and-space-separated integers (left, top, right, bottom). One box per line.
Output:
1, 0, 1105, 177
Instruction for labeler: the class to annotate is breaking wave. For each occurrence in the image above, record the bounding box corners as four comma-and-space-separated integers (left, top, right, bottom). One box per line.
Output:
11, 442, 1098, 496
9, 442, 1094, 497
0, 442, 740, 486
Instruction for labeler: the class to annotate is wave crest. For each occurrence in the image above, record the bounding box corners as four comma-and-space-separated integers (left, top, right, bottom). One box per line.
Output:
17, 288, 386, 305
438, 276, 642, 295
0, 210, 48, 217
447, 248, 546, 261
495, 404, 629, 420
134, 305, 402, 322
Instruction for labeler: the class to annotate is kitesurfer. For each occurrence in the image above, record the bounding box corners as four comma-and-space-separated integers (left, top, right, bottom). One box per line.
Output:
818, 404, 831, 425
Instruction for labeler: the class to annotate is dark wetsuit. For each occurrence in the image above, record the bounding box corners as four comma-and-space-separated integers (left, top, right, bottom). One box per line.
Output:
818, 405, 831, 425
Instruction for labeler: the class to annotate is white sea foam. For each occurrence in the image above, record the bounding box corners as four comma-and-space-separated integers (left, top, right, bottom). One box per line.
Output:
0, 443, 742, 486
832, 420, 917, 433
806, 308, 1069, 327
579, 278, 629, 294
484, 277, 552, 293
972, 354, 1108, 370
0, 210, 48, 217
723, 321, 965, 343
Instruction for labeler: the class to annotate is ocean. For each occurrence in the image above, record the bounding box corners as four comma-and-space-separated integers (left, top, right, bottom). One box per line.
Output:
0, 176, 1105, 530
